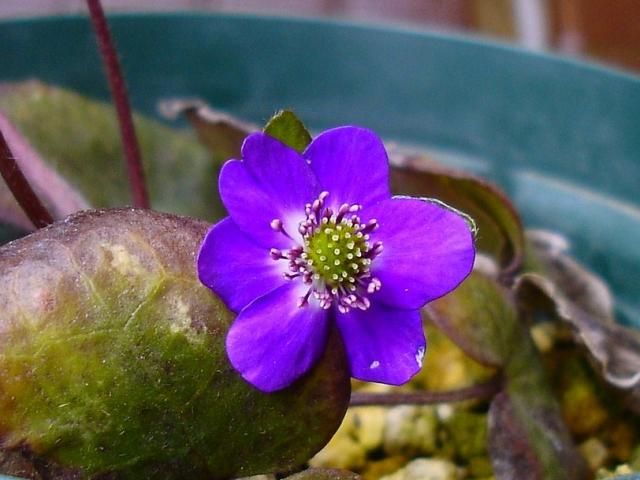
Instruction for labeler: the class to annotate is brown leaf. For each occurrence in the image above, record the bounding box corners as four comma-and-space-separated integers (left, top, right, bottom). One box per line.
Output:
517, 230, 640, 403
158, 98, 255, 163
515, 273, 640, 397
525, 230, 614, 321
389, 147, 525, 276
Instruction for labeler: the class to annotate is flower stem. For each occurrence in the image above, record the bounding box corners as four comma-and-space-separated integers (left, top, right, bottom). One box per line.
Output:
349, 377, 501, 407
0, 128, 53, 228
86, 0, 150, 209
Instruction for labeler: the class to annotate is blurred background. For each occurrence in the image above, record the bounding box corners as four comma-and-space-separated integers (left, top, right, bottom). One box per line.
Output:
0, 0, 639, 74
0, 0, 640, 73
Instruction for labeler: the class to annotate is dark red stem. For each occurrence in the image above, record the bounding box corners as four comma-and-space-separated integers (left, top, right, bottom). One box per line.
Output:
349, 377, 501, 406
0, 129, 53, 228
86, 0, 150, 209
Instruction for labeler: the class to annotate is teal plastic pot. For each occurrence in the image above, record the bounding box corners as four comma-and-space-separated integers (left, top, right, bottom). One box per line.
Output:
0, 16, 638, 321
0, 11, 639, 480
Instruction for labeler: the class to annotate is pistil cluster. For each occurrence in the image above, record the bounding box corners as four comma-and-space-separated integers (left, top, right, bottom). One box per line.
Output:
270, 192, 383, 313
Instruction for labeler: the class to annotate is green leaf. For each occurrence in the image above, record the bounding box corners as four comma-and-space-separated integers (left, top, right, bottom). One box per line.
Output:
0, 81, 225, 222
263, 110, 312, 153
424, 272, 518, 367
0, 209, 350, 479
389, 149, 525, 275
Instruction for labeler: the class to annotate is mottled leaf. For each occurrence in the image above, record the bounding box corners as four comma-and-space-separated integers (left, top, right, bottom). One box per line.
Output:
264, 110, 312, 153
284, 469, 360, 480
0, 82, 224, 221
0, 209, 350, 479
488, 392, 541, 479
0, 111, 89, 231
489, 391, 587, 480
158, 98, 255, 163
491, 322, 589, 480
389, 148, 525, 275
424, 271, 518, 367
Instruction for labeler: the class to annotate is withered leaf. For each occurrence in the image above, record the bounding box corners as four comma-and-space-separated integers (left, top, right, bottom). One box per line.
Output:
159, 98, 255, 163
515, 273, 640, 399
517, 230, 640, 404
525, 229, 614, 321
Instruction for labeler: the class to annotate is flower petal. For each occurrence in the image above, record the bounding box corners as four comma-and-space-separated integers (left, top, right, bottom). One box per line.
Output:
219, 133, 318, 248
197, 218, 285, 313
226, 281, 330, 392
304, 126, 390, 210
336, 303, 425, 385
364, 197, 475, 310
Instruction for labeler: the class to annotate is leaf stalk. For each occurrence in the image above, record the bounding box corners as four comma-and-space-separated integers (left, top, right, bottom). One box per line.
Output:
0, 128, 54, 228
86, 0, 150, 209
349, 377, 501, 406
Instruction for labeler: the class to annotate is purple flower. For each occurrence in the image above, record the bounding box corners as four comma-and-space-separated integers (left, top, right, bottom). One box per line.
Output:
197, 126, 475, 392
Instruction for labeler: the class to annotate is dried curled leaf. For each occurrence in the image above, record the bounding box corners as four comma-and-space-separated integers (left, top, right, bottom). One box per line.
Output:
517, 230, 640, 400
525, 229, 614, 321
0, 209, 350, 479
158, 98, 256, 163
516, 273, 640, 395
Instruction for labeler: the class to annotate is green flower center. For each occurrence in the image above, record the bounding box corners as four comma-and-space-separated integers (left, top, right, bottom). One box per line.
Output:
304, 220, 369, 289
270, 191, 383, 312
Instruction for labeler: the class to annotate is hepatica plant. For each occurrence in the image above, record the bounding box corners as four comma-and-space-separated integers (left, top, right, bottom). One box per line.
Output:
4, 5, 638, 478
197, 126, 476, 392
